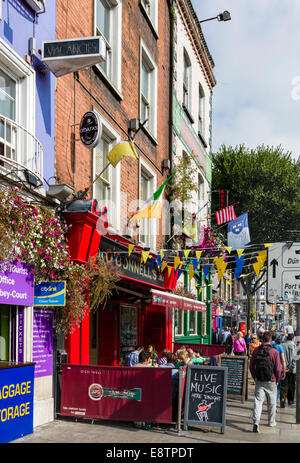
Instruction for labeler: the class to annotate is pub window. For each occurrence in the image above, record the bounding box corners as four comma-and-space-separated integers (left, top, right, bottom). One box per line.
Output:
183, 49, 192, 113
138, 160, 156, 249
140, 0, 158, 33
201, 311, 207, 337
140, 41, 157, 139
174, 309, 184, 336
189, 310, 198, 335
93, 112, 121, 232
198, 83, 205, 138
95, 0, 122, 92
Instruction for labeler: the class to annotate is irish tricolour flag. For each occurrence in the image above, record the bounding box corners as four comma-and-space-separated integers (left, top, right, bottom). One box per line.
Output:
130, 172, 175, 222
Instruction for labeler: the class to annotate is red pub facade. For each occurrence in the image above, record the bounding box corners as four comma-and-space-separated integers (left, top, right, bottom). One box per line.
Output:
63, 204, 206, 366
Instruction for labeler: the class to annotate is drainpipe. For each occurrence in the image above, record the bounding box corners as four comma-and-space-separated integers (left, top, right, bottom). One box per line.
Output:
168, 0, 175, 247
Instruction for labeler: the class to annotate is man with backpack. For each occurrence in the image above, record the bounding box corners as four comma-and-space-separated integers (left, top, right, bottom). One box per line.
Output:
250, 331, 282, 433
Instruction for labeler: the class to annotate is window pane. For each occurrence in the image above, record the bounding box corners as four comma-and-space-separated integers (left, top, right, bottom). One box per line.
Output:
0, 305, 9, 361
0, 69, 16, 121
141, 62, 149, 99
189, 311, 197, 334
175, 309, 184, 336
97, 0, 110, 42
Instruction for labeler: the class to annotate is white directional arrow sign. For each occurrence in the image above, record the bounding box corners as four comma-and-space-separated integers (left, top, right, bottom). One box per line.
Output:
267, 242, 300, 304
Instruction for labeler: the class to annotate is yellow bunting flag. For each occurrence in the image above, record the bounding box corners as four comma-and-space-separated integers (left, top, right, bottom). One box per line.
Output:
184, 249, 191, 260
253, 261, 261, 277
198, 287, 203, 295
237, 249, 244, 259
160, 250, 165, 260
214, 257, 228, 282
174, 256, 181, 271
141, 251, 149, 264
161, 261, 168, 273
225, 246, 232, 254
128, 244, 134, 256
196, 251, 202, 261
257, 250, 267, 267
189, 264, 194, 282
168, 266, 172, 278
227, 281, 231, 285
264, 243, 273, 248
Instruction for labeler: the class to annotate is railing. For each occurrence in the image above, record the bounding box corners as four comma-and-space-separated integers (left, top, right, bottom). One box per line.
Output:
0, 114, 43, 185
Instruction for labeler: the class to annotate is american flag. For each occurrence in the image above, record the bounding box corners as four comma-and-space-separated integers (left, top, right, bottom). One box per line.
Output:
215, 204, 236, 225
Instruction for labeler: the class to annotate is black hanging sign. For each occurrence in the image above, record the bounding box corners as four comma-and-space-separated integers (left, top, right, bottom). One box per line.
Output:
79, 111, 101, 148
183, 365, 227, 434
220, 355, 248, 403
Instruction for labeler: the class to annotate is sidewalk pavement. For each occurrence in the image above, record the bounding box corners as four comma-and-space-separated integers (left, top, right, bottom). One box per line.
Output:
13, 380, 300, 444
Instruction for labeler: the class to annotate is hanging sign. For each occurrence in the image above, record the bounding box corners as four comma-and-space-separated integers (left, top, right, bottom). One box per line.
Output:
42, 36, 106, 77
34, 281, 66, 307
79, 111, 101, 148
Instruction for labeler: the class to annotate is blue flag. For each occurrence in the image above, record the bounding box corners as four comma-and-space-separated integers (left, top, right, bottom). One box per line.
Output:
203, 264, 210, 281
235, 255, 245, 280
227, 213, 250, 251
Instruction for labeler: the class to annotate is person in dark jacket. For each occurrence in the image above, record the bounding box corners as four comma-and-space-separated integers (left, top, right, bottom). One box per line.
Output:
250, 331, 282, 433
212, 327, 223, 344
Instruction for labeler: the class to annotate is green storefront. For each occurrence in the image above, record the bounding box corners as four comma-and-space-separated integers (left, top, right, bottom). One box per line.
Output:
174, 268, 212, 346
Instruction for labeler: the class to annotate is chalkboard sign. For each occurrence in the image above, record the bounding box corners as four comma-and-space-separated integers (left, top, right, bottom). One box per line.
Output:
183, 365, 227, 434
220, 355, 248, 403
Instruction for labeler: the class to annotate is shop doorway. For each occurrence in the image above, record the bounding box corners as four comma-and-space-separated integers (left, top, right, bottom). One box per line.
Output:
97, 304, 119, 366
0, 305, 17, 361
143, 306, 166, 355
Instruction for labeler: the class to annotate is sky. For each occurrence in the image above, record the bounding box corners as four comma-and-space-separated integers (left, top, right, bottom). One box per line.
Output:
191, 0, 300, 159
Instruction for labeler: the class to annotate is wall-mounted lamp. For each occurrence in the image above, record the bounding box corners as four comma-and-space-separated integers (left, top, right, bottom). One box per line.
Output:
199, 10, 231, 24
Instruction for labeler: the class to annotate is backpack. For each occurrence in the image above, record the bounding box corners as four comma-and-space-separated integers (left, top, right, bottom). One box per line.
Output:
255, 346, 274, 381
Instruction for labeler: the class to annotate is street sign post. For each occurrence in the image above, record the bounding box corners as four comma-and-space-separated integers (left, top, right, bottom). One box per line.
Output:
267, 242, 300, 424
267, 242, 300, 304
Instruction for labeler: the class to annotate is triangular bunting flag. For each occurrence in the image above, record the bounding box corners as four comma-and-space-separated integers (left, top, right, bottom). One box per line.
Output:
192, 258, 199, 272
196, 251, 202, 261
184, 249, 191, 260
264, 243, 273, 248
203, 264, 210, 281
253, 261, 261, 277
237, 249, 244, 259
160, 250, 165, 260
128, 244, 134, 256
214, 257, 228, 282
174, 256, 181, 271
257, 250, 267, 267
150, 257, 155, 271
234, 254, 245, 280
157, 255, 162, 268
167, 266, 172, 277
141, 251, 149, 264
225, 246, 232, 254
161, 261, 168, 273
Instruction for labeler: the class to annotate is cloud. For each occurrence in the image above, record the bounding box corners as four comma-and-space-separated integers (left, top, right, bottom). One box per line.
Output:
191, 0, 300, 158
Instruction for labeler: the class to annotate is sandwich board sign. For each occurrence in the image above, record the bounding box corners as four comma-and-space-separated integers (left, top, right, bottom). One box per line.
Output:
267, 242, 300, 304
183, 365, 227, 434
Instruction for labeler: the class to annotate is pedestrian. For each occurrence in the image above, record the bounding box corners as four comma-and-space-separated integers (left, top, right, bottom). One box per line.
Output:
250, 334, 260, 358
158, 351, 175, 368
250, 331, 282, 433
212, 327, 223, 344
225, 330, 233, 355
280, 333, 296, 408
244, 329, 251, 357
186, 348, 194, 359
270, 331, 286, 401
194, 349, 203, 358
124, 345, 144, 367
146, 344, 158, 365
232, 331, 247, 356
222, 326, 231, 344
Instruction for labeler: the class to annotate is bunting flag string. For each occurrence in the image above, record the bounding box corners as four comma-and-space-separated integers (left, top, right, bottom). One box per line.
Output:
214, 257, 228, 282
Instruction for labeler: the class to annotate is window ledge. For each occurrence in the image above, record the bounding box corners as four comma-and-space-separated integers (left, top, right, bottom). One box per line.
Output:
141, 124, 158, 146
182, 104, 194, 124
93, 65, 123, 102
139, 1, 159, 40
198, 132, 208, 148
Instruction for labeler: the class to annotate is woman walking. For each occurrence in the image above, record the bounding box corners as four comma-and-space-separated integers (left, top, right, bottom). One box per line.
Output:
232, 331, 247, 356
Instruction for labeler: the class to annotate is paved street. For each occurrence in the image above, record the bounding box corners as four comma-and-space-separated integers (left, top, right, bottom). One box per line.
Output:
13, 381, 300, 444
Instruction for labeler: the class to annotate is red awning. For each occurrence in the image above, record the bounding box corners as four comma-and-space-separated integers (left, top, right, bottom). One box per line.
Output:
151, 289, 206, 312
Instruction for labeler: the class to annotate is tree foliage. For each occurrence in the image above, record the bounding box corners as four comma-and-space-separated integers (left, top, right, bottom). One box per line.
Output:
212, 144, 300, 244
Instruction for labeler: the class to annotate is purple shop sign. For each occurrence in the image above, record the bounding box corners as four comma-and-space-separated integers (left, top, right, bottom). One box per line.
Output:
0, 261, 34, 306
32, 308, 53, 378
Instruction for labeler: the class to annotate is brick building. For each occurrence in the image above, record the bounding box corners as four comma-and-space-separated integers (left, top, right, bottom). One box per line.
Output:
55, 0, 171, 250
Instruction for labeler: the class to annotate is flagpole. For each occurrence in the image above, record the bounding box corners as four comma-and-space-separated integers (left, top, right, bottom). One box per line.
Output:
73, 161, 112, 200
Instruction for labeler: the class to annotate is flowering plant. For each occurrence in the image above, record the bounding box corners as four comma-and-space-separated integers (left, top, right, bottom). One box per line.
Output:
0, 185, 118, 333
